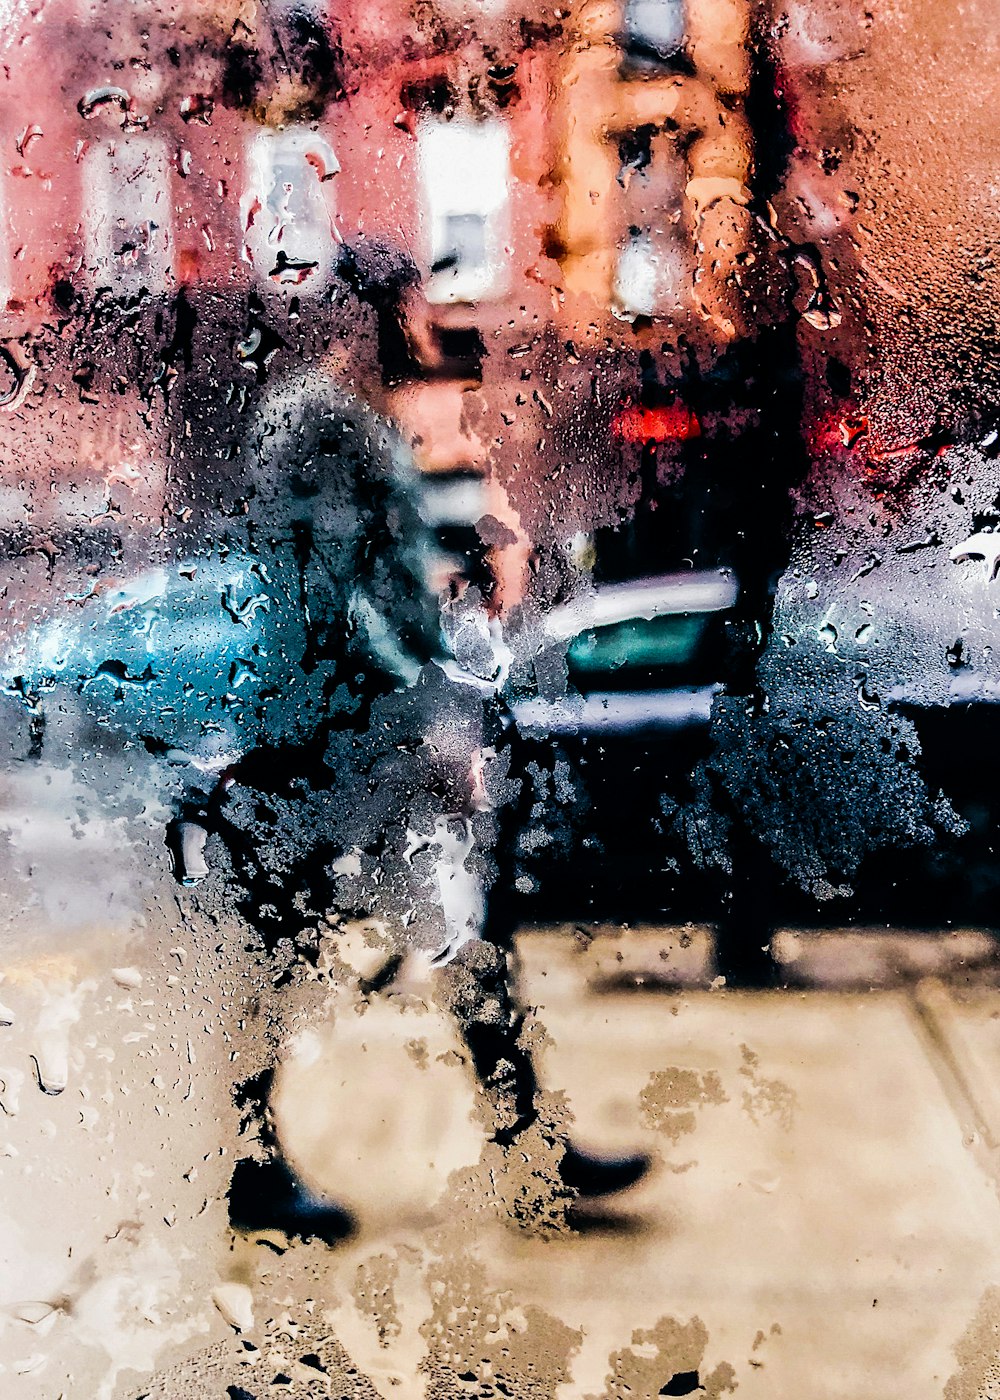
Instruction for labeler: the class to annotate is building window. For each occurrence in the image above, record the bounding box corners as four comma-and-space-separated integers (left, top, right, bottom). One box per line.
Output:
418, 118, 510, 305
83, 137, 173, 296
242, 127, 340, 293
613, 227, 687, 320
441, 213, 488, 274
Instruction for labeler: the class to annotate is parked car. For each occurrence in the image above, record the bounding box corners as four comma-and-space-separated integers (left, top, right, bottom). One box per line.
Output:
502, 562, 742, 925
509, 567, 738, 737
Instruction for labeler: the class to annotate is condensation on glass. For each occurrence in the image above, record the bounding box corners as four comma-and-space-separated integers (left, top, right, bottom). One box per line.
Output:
0, 0, 998, 1397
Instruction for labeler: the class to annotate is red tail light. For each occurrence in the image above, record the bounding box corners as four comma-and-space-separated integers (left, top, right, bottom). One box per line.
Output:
611, 403, 702, 444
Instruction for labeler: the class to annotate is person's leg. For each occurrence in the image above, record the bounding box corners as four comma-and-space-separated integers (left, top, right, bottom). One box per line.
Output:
432, 865, 653, 1199
428, 715, 652, 1198
220, 675, 651, 1239
226, 1065, 354, 1245
434, 933, 538, 1146
713, 815, 783, 988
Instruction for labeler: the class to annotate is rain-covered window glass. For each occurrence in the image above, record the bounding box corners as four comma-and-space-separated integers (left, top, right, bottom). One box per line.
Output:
3, 0, 1000, 1397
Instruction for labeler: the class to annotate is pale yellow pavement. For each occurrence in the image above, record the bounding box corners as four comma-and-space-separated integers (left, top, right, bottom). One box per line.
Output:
267, 928, 1000, 1400
4, 924, 1000, 1398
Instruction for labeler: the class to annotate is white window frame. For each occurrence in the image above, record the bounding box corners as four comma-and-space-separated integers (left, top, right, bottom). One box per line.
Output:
242, 126, 340, 295
418, 117, 511, 305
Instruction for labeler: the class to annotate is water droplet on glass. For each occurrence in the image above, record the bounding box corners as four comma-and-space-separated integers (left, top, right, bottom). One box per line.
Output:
31, 1049, 67, 1096
0, 1068, 23, 1116
212, 1282, 254, 1333
856, 678, 881, 712
0, 344, 35, 412
77, 85, 147, 130
179, 93, 213, 125
11, 1300, 59, 1325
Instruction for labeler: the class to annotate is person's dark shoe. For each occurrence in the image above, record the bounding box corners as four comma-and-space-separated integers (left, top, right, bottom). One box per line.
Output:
228, 1157, 355, 1245
559, 1145, 652, 1198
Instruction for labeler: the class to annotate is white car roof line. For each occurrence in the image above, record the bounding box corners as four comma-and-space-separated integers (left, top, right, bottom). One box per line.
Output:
544, 569, 738, 640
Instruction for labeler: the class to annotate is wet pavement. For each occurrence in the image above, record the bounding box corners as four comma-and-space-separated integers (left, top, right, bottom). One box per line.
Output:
4, 923, 1000, 1397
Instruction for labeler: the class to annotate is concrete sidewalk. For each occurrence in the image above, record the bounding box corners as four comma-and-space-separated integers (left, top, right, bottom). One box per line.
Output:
258, 926, 1000, 1400
4, 922, 1000, 1398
